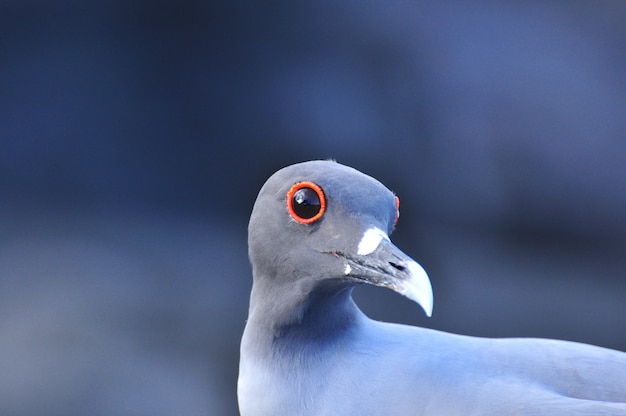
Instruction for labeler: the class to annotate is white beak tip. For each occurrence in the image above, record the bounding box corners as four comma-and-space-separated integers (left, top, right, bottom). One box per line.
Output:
403, 261, 434, 317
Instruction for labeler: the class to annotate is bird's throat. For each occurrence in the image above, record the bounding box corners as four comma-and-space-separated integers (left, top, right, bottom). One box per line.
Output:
248, 278, 362, 348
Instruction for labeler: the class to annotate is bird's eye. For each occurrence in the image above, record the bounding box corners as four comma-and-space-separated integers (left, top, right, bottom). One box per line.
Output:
287, 182, 326, 224
394, 196, 400, 227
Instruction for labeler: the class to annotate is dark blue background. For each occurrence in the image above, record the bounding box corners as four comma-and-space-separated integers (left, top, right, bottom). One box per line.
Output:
1, 1, 625, 414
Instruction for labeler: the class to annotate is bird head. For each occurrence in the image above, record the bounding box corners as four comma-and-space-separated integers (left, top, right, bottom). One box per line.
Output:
248, 160, 433, 317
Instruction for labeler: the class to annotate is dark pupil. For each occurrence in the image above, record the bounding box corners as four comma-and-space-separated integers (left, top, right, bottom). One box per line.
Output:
292, 188, 321, 219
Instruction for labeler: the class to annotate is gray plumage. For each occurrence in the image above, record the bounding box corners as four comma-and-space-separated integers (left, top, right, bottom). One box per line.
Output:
238, 160, 626, 415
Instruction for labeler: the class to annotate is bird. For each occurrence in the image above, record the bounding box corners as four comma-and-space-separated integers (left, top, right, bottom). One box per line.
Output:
238, 160, 626, 415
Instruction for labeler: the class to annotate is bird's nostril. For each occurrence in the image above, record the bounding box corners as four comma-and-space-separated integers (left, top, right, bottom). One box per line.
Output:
389, 262, 405, 271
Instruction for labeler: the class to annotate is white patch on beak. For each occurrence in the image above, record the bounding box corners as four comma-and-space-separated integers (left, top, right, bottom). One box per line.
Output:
357, 227, 389, 255
401, 260, 434, 317
344, 264, 352, 275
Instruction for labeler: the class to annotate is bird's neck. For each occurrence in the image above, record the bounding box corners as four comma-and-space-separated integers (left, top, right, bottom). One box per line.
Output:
245, 276, 363, 350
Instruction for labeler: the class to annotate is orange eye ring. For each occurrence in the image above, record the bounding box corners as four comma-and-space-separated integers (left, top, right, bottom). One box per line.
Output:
286, 181, 326, 224
394, 195, 400, 226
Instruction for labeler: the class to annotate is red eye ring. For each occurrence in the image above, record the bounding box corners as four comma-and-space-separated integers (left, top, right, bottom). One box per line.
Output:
394, 195, 400, 226
286, 181, 326, 224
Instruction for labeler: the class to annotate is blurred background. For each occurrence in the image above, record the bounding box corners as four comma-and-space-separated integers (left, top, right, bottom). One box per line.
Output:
1, 1, 625, 414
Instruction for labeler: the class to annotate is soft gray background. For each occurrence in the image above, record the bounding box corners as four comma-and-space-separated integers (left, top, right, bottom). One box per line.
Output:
1, 1, 625, 415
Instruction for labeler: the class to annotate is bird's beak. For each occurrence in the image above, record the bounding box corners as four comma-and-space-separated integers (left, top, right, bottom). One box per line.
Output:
334, 234, 434, 317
